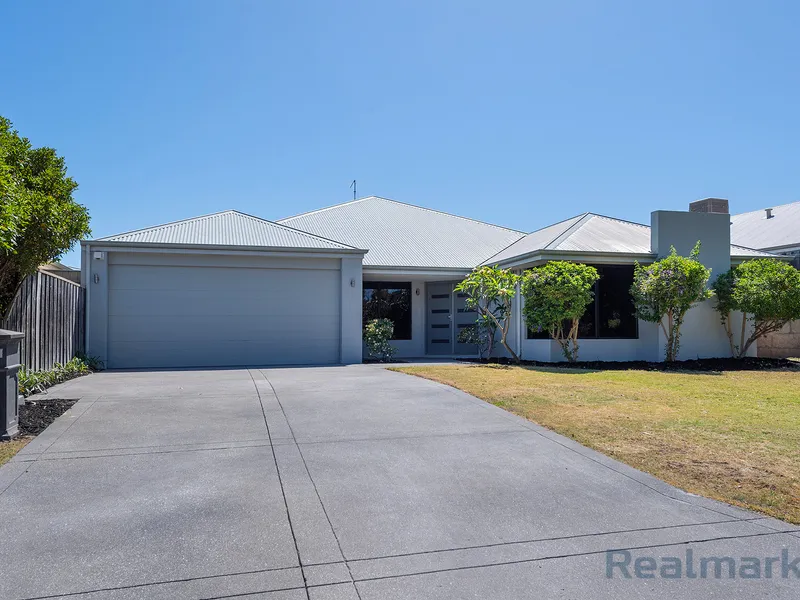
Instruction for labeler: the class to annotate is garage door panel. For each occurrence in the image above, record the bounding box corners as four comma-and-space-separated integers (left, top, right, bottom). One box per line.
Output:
109, 265, 339, 293
109, 289, 340, 317
109, 314, 340, 343
106, 260, 342, 368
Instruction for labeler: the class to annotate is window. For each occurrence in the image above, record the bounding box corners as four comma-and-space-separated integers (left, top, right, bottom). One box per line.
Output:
527, 265, 637, 339
363, 282, 412, 340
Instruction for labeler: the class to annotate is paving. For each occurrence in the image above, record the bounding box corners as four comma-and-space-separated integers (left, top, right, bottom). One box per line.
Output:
1, 365, 798, 599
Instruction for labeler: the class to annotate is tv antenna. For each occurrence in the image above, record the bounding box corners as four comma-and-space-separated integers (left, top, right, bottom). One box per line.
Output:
350, 179, 357, 200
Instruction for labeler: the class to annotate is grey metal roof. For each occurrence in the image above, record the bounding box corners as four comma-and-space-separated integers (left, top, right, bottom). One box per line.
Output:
730, 201, 800, 251
278, 196, 525, 269
96, 210, 361, 251
485, 213, 775, 265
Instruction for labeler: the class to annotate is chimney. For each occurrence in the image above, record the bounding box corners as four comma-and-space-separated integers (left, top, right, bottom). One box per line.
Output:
689, 197, 729, 214
765, 208, 774, 219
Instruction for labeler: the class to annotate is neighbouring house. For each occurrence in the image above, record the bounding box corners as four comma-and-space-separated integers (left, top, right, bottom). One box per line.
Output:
39, 262, 81, 284
81, 196, 776, 369
730, 200, 800, 358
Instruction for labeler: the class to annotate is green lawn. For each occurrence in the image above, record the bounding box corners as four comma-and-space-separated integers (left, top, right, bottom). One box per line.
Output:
394, 364, 800, 524
0, 438, 29, 467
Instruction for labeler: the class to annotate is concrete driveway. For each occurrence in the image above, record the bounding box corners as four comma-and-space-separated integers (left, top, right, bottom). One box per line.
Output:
1, 365, 798, 599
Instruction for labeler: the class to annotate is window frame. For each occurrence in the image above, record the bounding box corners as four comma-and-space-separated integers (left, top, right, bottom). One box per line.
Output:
526, 264, 639, 340
362, 281, 413, 341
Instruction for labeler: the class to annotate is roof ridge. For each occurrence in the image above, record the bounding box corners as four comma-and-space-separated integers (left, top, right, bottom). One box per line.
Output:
224, 209, 360, 249
545, 213, 593, 250
480, 213, 586, 265
278, 197, 373, 221
280, 195, 527, 235
368, 196, 527, 235
588, 212, 650, 229
98, 209, 360, 249
97, 210, 237, 241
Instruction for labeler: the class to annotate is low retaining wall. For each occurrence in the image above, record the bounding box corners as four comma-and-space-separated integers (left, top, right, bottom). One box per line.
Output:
758, 320, 800, 358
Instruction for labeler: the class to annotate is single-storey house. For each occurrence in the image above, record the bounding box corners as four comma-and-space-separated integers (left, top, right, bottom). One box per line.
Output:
81, 196, 775, 369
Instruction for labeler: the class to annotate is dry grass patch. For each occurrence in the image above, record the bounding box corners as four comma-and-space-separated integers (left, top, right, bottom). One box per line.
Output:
394, 364, 800, 524
0, 438, 30, 467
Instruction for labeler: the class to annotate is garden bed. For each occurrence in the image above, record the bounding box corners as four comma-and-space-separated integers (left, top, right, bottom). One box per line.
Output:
459, 356, 799, 372
18, 398, 78, 436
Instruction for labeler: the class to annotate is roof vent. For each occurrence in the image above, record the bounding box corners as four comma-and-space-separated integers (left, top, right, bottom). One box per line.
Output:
765, 208, 774, 219
689, 198, 729, 214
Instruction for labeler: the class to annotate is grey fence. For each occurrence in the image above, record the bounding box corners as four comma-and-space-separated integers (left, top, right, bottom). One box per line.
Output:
2, 270, 85, 371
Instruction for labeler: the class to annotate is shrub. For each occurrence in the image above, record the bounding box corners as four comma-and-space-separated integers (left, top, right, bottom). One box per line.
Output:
455, 266, 520, 362
630, 242, 712, 361
364, 318, 396, 362
18, 357, 92, 397
457, 314, 494, 359
713, 258, 800, 357
521, 261, 599, 362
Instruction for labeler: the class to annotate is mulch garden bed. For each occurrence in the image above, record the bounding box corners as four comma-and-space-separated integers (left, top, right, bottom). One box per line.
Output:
460, 356, 800, 372
18, 398, 78, 437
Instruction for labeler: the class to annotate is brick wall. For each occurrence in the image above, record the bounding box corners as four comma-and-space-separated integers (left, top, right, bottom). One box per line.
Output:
758, 320, 800, 358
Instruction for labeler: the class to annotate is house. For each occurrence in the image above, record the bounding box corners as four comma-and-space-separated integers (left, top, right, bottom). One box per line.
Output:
730, 200, 800, 357
81, 196, 775, 369
730, 200, 800, 267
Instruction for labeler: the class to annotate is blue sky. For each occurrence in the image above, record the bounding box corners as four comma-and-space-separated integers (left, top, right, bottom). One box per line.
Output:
3, 1, 798, 267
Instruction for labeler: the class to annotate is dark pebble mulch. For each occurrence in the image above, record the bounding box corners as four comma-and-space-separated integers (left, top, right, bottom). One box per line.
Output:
18, 399, 78, 437
461, 356, 800, 372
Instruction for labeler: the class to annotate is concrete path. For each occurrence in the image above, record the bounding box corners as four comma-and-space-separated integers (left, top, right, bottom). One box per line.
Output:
1, 365, 798, 599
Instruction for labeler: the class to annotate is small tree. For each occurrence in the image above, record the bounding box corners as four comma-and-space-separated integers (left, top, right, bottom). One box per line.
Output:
521, 262, 599, 362
364, 318, 396, 362
713, 258, 800, 358
0, 117, 91, 317
455, 266, 520, 362
630, 242, 712, 362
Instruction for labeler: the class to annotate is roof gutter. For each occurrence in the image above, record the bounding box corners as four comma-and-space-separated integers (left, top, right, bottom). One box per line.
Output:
80, 240, 368, 255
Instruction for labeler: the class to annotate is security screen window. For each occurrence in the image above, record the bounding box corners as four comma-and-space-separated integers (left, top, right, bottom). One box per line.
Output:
527, 265, 637, 339
362, 282, 412, 340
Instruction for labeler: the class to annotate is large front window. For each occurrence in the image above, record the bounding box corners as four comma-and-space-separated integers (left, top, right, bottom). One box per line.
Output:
363, 281, 412, 340
528, 265, 638, 339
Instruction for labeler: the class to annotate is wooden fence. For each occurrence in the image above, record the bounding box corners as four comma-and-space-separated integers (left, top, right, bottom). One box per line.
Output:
3, 270, 85, 371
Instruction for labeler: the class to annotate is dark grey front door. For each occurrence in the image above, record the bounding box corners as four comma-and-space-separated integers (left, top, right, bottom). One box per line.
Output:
426, 283, 476, 355
426, 283, 453, 355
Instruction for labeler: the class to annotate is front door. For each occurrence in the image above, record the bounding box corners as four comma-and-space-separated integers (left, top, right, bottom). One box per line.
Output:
426, 283, 453, 355
426, 283, 476, 355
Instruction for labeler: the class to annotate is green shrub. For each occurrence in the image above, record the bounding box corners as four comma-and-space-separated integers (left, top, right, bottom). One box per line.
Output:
713, 258, 800, 357
630, 242, 712, 361
457, 315, 494, 359
364, 318, 396, 362
521, 261, 599, 362
18, 357, 92, 397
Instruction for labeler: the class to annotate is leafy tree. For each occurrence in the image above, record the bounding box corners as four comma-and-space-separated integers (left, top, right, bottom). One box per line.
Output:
364, 318, 396, 362
712, 258, 800, 358
0, 117, 91, 318
630, 242, 711, 361
455, 266, 521, 362
521, 261, 599, 362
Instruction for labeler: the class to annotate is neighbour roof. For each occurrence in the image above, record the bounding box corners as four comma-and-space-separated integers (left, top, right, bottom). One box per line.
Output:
484, 213, 774, 265
278, 196, 525, 269
95, 210, 361, 251
730, 201, 800, 250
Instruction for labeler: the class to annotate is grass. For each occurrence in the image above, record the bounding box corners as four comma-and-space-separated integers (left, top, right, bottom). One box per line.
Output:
0, 438, 29, 467
394, 364, 800, 524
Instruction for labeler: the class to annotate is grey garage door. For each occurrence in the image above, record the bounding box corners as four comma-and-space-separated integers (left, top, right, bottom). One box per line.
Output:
106, 258, 341, 368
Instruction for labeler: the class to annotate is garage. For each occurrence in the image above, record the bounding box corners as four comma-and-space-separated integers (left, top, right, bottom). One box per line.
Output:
82, 211, 365, 369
